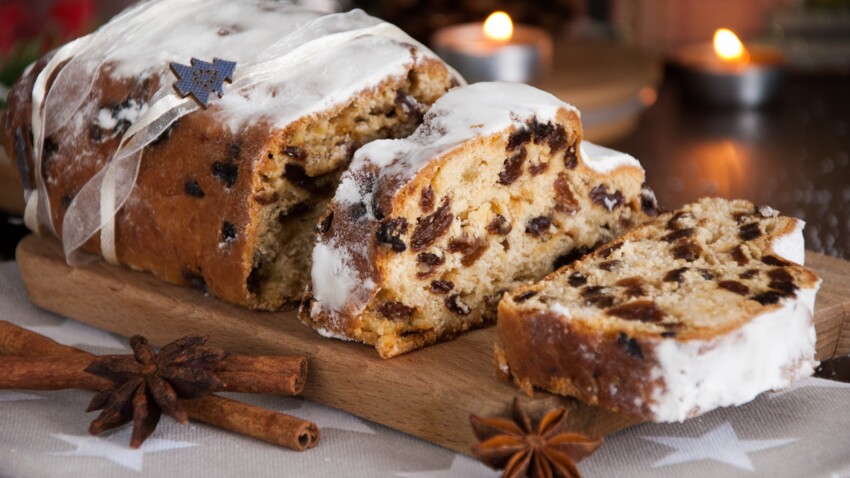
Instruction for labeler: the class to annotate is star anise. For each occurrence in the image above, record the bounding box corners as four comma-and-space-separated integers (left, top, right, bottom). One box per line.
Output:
84, 335, 228, 447
470, 399, 604, 478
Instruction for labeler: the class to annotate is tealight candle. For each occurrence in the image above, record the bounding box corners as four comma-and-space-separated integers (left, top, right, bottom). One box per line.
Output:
674, 28, 786, 107
432, 11, 552, 84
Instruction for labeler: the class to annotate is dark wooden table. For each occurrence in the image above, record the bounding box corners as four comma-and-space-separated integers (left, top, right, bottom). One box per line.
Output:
612, 69, 850, 261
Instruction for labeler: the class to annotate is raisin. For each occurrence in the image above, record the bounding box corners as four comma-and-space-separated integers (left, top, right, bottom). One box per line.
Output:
379, 301, 415, 320
553, 247, 592, 270
253, 191, 279, 205
411, 199, 453, 251
497, 147, 527, 186
589, 185, 624, 211
417, 252, 445, 267
554, 173, 579, 214
377, 217, 409, 252
608, 300, 666, 322
317, 212, 334, 234
430, 280, 454, 294
183, 271, 207, 293
769, 278, 798, 294
768, 268, 794, 282
617, 333, 644, 359
486, 215, 512, 235
221, 221, 237, 243
548, 124, 567, 152
666, 211, 695, 230
564, 144, 578, 169
184, 179, 205, 198
532, 119, 554, 144
507, 127, 531, 151
514, 290, 537, 303
751, 290, 790, 305
525, 215, 553, 236
445, 294, 471, 315
420, 186, 435, 212
762, 255, 791, 267
568, 271, 587, 287
663, 267, 688, 283
212, 161, 238, 188
529, 162, 550, 175
672, 242, 701, 262
599, 260, 622, 271
719, 280, 749, 295
699, 269, 715, 280
228, 142, 242, 161
640, 185, 660, 217
731, 245, 749, 266
739, 269, 758, 279
598, 242, 622, 258
739, 223, 762, 241
283, 146, 307, 161
662, 228, 694, 242
448, 236, 489, 267
581, 286, 615, 307
616, 277, 645, 297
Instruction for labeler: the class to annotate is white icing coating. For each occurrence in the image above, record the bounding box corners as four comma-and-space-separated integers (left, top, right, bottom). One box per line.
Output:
25, 0, 461, 263
649, 285, 819, 422
579, 142, 643, 174
772, 219, 806, 266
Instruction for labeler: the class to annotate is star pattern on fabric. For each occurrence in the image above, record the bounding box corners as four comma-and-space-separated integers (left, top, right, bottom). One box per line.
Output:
395, 454, 501, 478
51, 430, 198, 472
169, 58, 236, 107
0, 391, 44, 402
642, 422, 796, 471
27, 319, 129, 351
769, 377, 850, 398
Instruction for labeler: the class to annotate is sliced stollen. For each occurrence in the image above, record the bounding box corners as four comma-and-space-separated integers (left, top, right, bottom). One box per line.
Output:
301, 82, 659, 358
497, 197, 821, 422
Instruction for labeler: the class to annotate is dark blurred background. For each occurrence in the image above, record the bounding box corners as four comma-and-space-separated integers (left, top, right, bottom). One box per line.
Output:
1, 0, 849, 262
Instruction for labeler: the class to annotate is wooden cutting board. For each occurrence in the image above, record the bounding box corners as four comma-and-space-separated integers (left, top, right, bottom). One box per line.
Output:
15, 234, 850, 454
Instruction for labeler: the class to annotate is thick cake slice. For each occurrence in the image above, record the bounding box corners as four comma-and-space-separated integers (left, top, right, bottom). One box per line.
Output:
301, 82, 659, 358
497, 198, 821, 421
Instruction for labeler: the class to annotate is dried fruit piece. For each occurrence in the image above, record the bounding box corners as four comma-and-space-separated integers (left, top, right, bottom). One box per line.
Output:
672, 242, 702, 262
411, 199, 454, 251
662, 228, 694, 242
184, 179, 205, 198
514, 290, 538, 303
420, 186, 435, 212
497, 147, 527, 186
739, 223, 762, 241
378, 301, 415, 320
486, 215, 512, 235
567, 271, 587, 287
525, 215, 553, 236
554, 173, 579, 214
445, 294, 471, 315
663, 267, 688, 283
430, 280, 454, 294
589, 185, 624, 211
608, 300, 666, 323
718, 280, 750, 295
448, 236, 490, 267
211, 161, 238, 188
377, 218, 409, 252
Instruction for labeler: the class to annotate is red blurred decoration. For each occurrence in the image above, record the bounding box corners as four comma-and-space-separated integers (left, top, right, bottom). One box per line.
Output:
49, 0, 96, 39
0, 0, 96, 56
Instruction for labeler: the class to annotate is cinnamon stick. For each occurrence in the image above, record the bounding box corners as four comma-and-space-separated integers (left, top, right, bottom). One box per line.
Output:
0, 320, 319, 451
181, 396, 319, 451
0, 356, 110, 390
218, 355, 307, 395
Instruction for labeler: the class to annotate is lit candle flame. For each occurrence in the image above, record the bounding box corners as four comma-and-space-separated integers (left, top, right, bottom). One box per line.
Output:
713, 28, 750, 64
483, 11, 513, 42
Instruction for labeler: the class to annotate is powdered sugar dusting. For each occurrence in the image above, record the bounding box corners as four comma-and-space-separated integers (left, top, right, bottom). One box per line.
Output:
580, 141, 642, 174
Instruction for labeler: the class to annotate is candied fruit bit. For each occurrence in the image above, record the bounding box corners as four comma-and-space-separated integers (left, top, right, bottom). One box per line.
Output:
731, 245, 749, 266
554, 173, 579, 214
184, 179, 205, 198
599, 260, 622, 271
608, 300, 666, 322
767, 268, 794, 282
568, 271, 587, 287
762, 255, 791, 267
617, 333, 643, 359
445, 294, 471, 315
420, 186, 435, 213
529, 162, 550, 175
379, 301, 415, 320
718, 280, 749, 295
616, 277, 645, 297
525, 215, 553, 236
377, 217, 409, 252
751, 290, 791, 305
514, 290, 537, 303
589, 185, 624, 211
417, 252, 445, 267
411, 199, 453, 251
497, 147, 527, 186
581, 286, 615, 307
739, 223, 762, 241
739, 269, 759, 279
486, 215, 512, 235
769, 278, 798, 294
430, 280, 454, 294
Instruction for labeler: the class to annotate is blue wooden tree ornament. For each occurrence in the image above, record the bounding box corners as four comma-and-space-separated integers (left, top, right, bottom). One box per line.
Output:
169, 58, 236, 108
